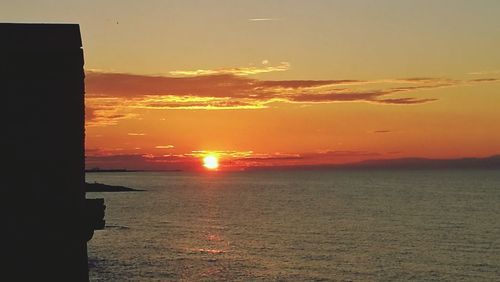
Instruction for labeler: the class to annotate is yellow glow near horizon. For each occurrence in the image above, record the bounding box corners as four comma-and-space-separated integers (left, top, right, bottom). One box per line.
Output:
203, 155, 219, 170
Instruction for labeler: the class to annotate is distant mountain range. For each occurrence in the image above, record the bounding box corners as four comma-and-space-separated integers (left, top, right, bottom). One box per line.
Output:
250, 155, 500, 171
341, 155, 500, 169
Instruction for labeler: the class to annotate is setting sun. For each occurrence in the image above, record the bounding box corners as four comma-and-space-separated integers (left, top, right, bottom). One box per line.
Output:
203, 155, 219, 170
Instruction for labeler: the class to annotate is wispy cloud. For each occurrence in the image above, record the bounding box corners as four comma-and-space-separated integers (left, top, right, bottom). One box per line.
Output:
187, 150, 254, 158
86, 100, 137, 127
467, 70, 500, 75
248, 18, 282, 22
128, 132, 146, 136
85, 95, 137, 126
155, 145, 175, 149
169, 62, 290, 76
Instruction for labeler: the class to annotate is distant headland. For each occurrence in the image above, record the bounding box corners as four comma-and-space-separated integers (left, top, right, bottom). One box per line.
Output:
85, 168, 181, 173
85, 182, 145, 192
85, 168, 143, 173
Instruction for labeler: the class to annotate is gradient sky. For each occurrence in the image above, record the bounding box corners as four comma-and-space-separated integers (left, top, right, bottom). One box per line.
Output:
3, 0, 500, 170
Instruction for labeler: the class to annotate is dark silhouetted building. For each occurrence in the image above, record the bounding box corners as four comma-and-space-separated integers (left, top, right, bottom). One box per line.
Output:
2, 23, 103, 281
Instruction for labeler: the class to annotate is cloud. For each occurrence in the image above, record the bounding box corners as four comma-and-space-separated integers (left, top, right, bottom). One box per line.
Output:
85, 105, 137, 127
301, 150, 380, 159
467, 70, 500, 75
470, 78, 500, 83
372, 130, 391, 134
128, 132, 146, 136
187, 150, 254, 158
373, 97, 438, 105
232, 150, 376, 162
155, 145, 175, 149
169, 62, 290, 76
85, 99, 137, 126
248, 18, 282, 22
84, 68, 500, 126
86, 72, 254, 98
257, 79, 363, 89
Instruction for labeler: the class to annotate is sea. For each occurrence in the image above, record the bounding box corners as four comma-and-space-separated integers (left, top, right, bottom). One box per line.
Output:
86, 169, 500, 281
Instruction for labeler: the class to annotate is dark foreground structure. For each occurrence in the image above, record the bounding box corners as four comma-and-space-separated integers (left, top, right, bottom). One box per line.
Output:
2, 23, 104, 281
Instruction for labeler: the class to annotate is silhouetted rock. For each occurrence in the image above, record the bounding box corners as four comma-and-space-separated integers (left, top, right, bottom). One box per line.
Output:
86, 182, 145, 192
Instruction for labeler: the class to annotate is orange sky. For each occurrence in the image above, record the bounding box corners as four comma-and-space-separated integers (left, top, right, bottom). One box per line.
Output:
4, 1, 500, 170
84, 71, 500, 170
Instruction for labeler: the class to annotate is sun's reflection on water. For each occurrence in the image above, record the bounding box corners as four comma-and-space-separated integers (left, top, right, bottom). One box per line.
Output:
180, 179, 234, 279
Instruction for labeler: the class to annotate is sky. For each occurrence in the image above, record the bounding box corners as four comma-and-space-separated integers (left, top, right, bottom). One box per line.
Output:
3, 0, 500, 170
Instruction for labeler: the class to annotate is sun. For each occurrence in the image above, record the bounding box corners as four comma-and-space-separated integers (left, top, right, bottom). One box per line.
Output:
203, 155, 219, 170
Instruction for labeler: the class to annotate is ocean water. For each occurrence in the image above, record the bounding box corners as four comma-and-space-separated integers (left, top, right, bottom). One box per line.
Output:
86, 170, 500, 281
